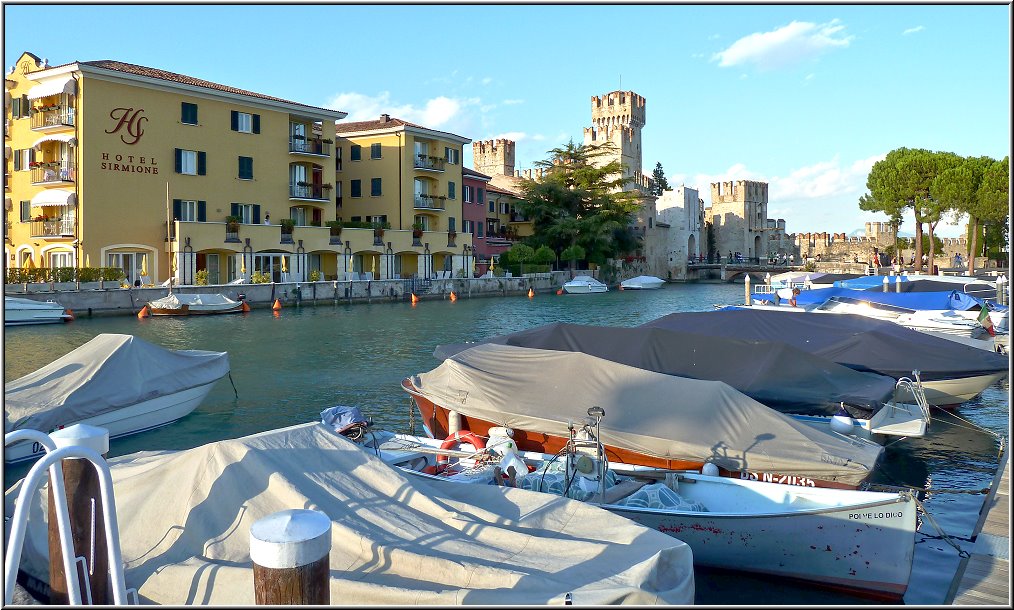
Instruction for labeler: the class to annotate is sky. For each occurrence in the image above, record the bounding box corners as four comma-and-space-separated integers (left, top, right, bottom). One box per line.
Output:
3, 3, 1010, 237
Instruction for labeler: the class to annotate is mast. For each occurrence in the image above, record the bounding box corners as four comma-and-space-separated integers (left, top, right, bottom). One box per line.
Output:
166, 182, 173, 295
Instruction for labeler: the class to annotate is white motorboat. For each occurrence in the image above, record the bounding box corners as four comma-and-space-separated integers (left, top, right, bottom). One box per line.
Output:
5, 421, 695, 605
147, 292, 247, 315
4, 334, 230, 464
620, 275, 665, 290
3, 296, 73, 326
562, 275, 608, 294
359, 426, 916, 600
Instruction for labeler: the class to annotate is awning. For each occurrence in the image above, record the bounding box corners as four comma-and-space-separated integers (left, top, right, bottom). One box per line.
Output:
25, 76, 75, 101
30, 189, 76, 207
32, 133, 77, 148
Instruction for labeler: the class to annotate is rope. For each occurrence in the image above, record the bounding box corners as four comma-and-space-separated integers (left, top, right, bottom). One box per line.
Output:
407, 398, 416, 436
913, 495, 971, 558
227, 372, 238, 399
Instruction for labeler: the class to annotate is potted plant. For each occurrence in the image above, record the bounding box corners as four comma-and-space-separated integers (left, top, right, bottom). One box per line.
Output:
372, 222, 385, 239
280, 218, 295, 235
226, 215, 241, 232
321, 183, 333, 190
296, 181, 312, 187
308, 270, 322, 282
327, 220, 343, 237
411, 222, 424, 238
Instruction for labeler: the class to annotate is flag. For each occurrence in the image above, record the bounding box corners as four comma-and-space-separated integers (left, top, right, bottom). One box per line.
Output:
977, 304, 995, 336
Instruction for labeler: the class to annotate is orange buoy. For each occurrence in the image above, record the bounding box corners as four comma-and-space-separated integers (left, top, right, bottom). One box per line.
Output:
619, 285, 625, 291
272, 299, 282, 310
411, 293, 420, 304
64, 309, 75, 321
241, 301, 251, 312
449, 291, 457, 302
527, 288, 535, 298
136, 305, 150, 319
556, 289, 564, 295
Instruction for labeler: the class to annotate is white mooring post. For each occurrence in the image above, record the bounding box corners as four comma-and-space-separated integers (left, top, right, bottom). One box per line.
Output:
250, 509, 332, 605
47, 424, 110, 605
744, 274, 751, 305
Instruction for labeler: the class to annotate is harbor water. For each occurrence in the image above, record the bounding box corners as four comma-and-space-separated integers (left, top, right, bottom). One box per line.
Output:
3, 283, 1008, 604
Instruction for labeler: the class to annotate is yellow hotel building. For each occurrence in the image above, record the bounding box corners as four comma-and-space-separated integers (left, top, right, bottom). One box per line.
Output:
4, 52, 471, 285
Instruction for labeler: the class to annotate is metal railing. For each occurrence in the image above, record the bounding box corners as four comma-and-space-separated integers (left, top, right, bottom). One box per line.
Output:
289, 184, 330, 200
30, 108, 75, 129
288, 137, 332, 156
413, 156, 446, 171
31, 164, 75, 184
414, 196, 445, 210
30, 219, 74, 237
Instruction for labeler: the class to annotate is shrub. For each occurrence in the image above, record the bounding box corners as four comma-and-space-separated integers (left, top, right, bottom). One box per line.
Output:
308, 270, 321, 282
251, 271, 271, 284
195, 269, 209, 286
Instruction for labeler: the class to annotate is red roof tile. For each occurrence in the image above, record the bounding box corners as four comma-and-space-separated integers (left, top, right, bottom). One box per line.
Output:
334, 116, 468, 142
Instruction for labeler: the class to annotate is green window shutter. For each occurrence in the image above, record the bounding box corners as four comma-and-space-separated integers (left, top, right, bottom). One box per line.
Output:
197, 201, 207, 222
174, 148, 183, 173
13, 150, 21, 171
252, 204, 261, 224
230, 203, 240, 219
172, 199, 182, 220
252, 114, 260, 134
230, 111, 238, 131
197, 151, 207, 175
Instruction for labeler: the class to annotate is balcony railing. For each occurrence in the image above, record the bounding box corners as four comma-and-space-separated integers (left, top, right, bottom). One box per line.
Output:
289, 184, 330, 201
30, 219, 74, 238
31, 108, 75, 130
31, 164, 75, 184
289, 137, 332, 156
413, 155, 446, 171
414, 195, 446, 210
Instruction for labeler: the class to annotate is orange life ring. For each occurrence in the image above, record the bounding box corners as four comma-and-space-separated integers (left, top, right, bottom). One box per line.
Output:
435, 431, 486, 472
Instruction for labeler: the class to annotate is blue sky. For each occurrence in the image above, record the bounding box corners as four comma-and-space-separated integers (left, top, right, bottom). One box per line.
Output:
4, 3, 1009, 237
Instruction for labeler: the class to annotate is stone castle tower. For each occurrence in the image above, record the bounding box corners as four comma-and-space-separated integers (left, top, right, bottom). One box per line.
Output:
583, 91, 646, 191
472, 139, 515, 177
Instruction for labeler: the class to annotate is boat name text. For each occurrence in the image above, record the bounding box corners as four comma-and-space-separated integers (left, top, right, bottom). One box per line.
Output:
848, 511, 903, 520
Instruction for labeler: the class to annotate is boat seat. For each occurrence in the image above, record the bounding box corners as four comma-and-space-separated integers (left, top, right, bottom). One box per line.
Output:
598, 479, 649, 504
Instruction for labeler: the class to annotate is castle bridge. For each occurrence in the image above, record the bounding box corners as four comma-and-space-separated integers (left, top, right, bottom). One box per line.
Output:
685, 263, 800, 282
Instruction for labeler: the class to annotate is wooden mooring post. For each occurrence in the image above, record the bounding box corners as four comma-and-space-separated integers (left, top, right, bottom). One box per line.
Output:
250, 509, 331, 604
47, 424, 110, 605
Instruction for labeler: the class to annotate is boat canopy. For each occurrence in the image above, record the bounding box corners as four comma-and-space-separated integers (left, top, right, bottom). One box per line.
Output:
6, 422, 695, 605
752, 286, 996, 311
861, 279, 996, 297
642, 310, 1008, 382
149, 293, 238, 308
414, 344, 884, 487
434, 322, 898, 415
4, 333, 230, 434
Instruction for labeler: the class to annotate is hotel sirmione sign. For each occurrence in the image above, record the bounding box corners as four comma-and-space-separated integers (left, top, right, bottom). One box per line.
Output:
99, 106, 159, 175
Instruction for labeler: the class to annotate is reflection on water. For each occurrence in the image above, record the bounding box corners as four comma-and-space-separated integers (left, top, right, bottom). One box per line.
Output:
3, 283, 1008, 604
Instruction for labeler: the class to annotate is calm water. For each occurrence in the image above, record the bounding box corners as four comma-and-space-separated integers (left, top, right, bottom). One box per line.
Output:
3, 283, 1008, 604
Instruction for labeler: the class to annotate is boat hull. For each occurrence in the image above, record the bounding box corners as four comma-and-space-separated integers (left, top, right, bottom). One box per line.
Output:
562, 284, 608, 294
379, 434, 914, 600
4, 298, 72, 326
405, 380, 861, 489
909, 372, 1009, 408
149, 303, 245, 316
4, 381, 218, 464
620, 277, 665, 290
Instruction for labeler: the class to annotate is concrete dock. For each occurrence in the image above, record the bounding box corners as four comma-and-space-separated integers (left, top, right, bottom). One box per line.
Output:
946, 451, 1009, 605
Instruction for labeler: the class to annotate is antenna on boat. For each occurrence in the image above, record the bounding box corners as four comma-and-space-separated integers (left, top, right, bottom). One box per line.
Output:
587, 406, 605, 503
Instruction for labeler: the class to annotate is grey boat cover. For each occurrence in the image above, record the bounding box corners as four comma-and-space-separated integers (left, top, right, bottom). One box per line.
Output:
642, 310, 1008, 382
148, 292, 239, 309
4, 333, 229, 434
434, 323, 898, 415
6, 422, 694, 605
413, 344, 883, 487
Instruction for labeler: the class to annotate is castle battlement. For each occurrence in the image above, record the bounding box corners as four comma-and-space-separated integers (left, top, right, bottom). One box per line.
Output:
590, 90, 646, 128
473, 138, 516, 177
583, 125, 638, 145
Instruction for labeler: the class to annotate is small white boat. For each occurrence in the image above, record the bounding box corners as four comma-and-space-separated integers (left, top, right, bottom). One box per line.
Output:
4, 334, 230, 464
620, 275, 665, 290
358, 426, 916, 600
147, 292, 247, 315
3, 296, 73, 326
562, 275, 608, 294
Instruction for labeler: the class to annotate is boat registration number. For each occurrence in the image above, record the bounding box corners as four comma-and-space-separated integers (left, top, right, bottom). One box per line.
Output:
740, 471, 816, 487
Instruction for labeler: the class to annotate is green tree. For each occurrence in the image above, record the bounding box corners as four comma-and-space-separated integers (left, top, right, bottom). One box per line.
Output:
516, 140, 643, 266
651, 162, 670, 196
560, 244, 586, 270
930, 155, 994, 273
505, 243, 535, 275
533, 245, 556, 269
971, 156, 1009, 268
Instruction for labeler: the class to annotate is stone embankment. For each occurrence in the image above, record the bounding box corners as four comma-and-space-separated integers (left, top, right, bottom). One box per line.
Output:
4, 272, 574, 317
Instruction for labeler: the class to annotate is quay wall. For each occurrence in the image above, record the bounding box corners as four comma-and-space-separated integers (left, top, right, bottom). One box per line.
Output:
4, 273, 571, 316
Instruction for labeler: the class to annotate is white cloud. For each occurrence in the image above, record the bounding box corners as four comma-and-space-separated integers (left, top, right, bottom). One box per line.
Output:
902, 25, 924, 35
502, 99, 524, 106
481, 77, 493, 85
712, 19, 853, 71
327, 92, 475, 128
493, 131, 530, 142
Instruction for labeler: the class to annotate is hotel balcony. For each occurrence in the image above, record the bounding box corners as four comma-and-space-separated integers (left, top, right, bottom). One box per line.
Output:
30, 218, 75, 238
289, 183, 331, 202
30, 108, 75, 131
289, 137, 332, 157
413, 155, 446, 172
413, 195, 446, 210
31, 164, 76, 185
